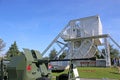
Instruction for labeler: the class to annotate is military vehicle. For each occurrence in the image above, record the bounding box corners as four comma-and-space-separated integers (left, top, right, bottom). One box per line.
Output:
0, 48, 96, 80
0, 48, 52, 80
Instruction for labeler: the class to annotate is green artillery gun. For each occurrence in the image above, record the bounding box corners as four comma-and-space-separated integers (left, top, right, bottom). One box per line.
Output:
1, 48, 51, 80
0, 48, 96, 80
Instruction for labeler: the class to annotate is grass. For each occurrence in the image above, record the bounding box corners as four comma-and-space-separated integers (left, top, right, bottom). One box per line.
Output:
78, 67, 120, 79
52, 67, 120, 79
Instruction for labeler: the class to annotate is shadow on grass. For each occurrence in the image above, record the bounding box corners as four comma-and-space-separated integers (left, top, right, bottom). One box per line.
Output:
110, 72, 120, 75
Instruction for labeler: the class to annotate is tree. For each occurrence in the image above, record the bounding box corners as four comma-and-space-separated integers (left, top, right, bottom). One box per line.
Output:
101, 44, 120, 58
95, 50, 104, 59
6, 41, 21, 58
59, 50, 67, 59
109, 45, 119, 58
0, 39, 5, 52
49, 48, 57, 60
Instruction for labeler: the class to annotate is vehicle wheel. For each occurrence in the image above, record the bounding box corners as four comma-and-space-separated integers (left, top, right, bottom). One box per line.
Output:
58, 74, 68, 80
0, 76, 2, 80
36, 77, 50, 80
4, 76, 7, 80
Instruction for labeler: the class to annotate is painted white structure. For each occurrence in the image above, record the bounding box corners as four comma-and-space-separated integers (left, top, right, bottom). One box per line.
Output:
61, 15, 103, 59
62, 15, 102, 39
43, 15, 112, 67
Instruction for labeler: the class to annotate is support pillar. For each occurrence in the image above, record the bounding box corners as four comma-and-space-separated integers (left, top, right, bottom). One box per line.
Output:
104, 38, 111, 67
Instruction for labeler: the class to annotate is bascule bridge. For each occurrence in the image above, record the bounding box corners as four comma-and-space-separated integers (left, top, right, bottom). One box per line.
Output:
42, 15, 120, 67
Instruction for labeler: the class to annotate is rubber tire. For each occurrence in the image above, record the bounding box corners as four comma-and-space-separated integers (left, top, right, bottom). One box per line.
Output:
36, 77, 50, 80
58, 74, 68, 80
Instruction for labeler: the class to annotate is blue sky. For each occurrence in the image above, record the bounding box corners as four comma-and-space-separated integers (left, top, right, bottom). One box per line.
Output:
0, 0, 120, 54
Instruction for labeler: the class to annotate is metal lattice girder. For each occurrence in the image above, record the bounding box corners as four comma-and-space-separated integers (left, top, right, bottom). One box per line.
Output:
42, 23, 70, 56
64, 34, 109, 41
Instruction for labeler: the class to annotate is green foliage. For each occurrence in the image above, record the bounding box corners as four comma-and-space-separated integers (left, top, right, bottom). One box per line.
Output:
49, 48, 57, 60
95, 51, 104, 59
109, 45, 120, 58
6, 41, 21, 58
101, 44, 120, 58
59, 51, 66, 59
0, 38, 5, 52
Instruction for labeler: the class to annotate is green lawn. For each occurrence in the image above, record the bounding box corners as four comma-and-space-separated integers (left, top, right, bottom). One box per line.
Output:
52, 67, 120, 79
